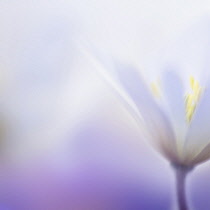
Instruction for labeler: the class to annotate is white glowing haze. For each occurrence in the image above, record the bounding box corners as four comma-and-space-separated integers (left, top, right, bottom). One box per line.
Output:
1, 0, 210, 165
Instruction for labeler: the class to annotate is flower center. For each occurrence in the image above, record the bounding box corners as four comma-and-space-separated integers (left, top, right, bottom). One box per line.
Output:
150, 76, 202, 123
185, 76, 202, 122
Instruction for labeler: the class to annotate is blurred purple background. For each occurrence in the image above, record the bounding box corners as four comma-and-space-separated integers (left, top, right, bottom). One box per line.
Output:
1, 1, 210, 210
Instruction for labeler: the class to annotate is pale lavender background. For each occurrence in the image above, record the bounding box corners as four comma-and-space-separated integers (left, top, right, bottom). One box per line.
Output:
0, 1, 210, 210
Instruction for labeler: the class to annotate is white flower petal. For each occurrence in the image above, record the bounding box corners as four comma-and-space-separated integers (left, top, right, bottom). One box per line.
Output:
161, 71, 187, 150
190, 143, 210, 165
82, 49, 178, 162
184, 83, 210, 163
112, 63, 179, 162
80, 47, 144, 125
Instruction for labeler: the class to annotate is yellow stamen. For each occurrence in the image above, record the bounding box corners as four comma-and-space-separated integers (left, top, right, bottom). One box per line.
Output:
185, 77, 202, 122
150, 76, 202, 123
151, 82, 161, 98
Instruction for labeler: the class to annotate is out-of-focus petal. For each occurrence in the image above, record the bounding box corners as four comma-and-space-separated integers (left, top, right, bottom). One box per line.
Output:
109, 62, 179, 161
161, 71, 187, 153
83, 49, 178, 162
190, 143, 210, 165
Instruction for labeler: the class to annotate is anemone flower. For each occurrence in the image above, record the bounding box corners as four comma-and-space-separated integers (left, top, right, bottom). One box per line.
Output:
82, 45, 210, 210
